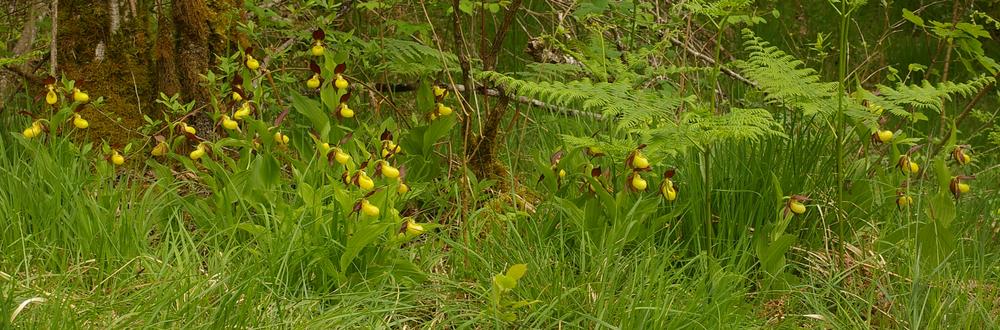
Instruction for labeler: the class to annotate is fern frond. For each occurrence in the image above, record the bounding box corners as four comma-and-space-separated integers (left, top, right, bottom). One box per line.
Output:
560, 134, 635, 159
649, 108, 786, 151
516, 63, 585, 81
0, 51, 45, 67
477, 71, 686, 128
365, 39, 460, 78
876, 75, 996, 115
737, 29, 840, 116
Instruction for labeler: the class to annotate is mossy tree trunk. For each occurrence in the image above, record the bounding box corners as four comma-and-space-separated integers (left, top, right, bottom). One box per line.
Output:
56, 0, 235, 147
454, 0, 522, 183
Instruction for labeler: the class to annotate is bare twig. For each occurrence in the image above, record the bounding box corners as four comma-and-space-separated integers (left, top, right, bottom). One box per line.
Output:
334, 0, 354, 24
668, 36, 757, 88
454, 84, 603, 120
355, 82, 604, 120
481, 0, 522, 70
931, 71, 1000, 157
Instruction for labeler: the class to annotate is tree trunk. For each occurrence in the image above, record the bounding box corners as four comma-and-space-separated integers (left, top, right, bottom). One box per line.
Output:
56, 0, 235, 147
0, 1, 44, 110
458, 0, 522, 183
467, 97, 511, 180
58, 0, 151, 147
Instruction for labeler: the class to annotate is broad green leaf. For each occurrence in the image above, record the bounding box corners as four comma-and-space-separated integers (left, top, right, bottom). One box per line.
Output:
235, 223, 268, 238
252, 154, 281, 187
902, 9, 924, 27
908, 63, 927, 72
956, 22, 991, 39
290, 91, 330, 138
506, 263, 528, 280
415, 80, 434, 116
340, 221, 387, 272
494, 274, 517, 291
762, 234, 796, 275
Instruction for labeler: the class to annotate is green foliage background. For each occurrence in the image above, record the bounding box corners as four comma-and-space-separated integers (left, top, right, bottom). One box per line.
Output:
1, 0, 999, 328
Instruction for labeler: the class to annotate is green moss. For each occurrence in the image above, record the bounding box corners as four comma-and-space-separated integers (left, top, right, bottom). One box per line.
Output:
59, 0, 154, 148
56, 0, 239, 149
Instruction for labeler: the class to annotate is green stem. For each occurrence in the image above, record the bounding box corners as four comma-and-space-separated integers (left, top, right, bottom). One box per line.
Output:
703, 147, 713, 253
836, 3, 851, 235
703, 19, 726, 254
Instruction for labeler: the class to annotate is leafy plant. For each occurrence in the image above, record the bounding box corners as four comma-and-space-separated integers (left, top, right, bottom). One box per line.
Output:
487, 263, 539, 321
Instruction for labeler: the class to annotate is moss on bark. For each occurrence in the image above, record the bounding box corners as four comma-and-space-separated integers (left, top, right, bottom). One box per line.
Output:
57, 0, 238, 148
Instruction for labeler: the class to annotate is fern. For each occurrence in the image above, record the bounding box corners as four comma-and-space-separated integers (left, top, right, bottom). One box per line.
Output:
737, 29, 843, 116
648, 107, 786, 153
875, 75, 995, 116
477, 71, 687, 128
364, 38, 460, 78
0, 50, 45, 67
560, 134, 636, 159
739, 29, 994, 125
515, 62, 585, 82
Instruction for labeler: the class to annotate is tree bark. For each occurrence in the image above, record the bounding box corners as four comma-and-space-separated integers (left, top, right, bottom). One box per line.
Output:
53, 0, 234, 147
0, 1, 45, 110
462, 0, 522, 182
58, 0, 153, 146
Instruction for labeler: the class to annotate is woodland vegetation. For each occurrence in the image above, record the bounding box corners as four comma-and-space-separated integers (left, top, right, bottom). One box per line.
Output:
1, 0, 999, 328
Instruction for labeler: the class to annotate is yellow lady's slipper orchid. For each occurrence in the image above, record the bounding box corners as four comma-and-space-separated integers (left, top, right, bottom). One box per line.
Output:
311, 43, 325, 56
631, 152, 650, 169
405, 219, 425, 236
72, 88, 89, 103
339, 104, 354, 118
953, 146, 972, 166
234, 103, 251, 120
46, 89, 58, 105
111, 150, 125, 165
433, 85, 448, 98
333, 148, 351, 164
246, 55, 260, 70
896, 195, 913, 209
152, 141, 169, 157
381, 162, 400, 179
630, 174, 648, 191
898, 156, 919, 175
361, 199, 380, 217
273, 131, 289, 145
190, 144, 206, 160
661, 180, 677, 201
73, 113, 89, 129
335, 74, 349, 90
22, 121, 43, 138
358, 171, 375, 190
437, 103, 453, 116
221, 115, 238, 130
876, 130, 893, 143
180, 123, 196, 135
789, 201, 806, 214
306, 74, 321, 89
